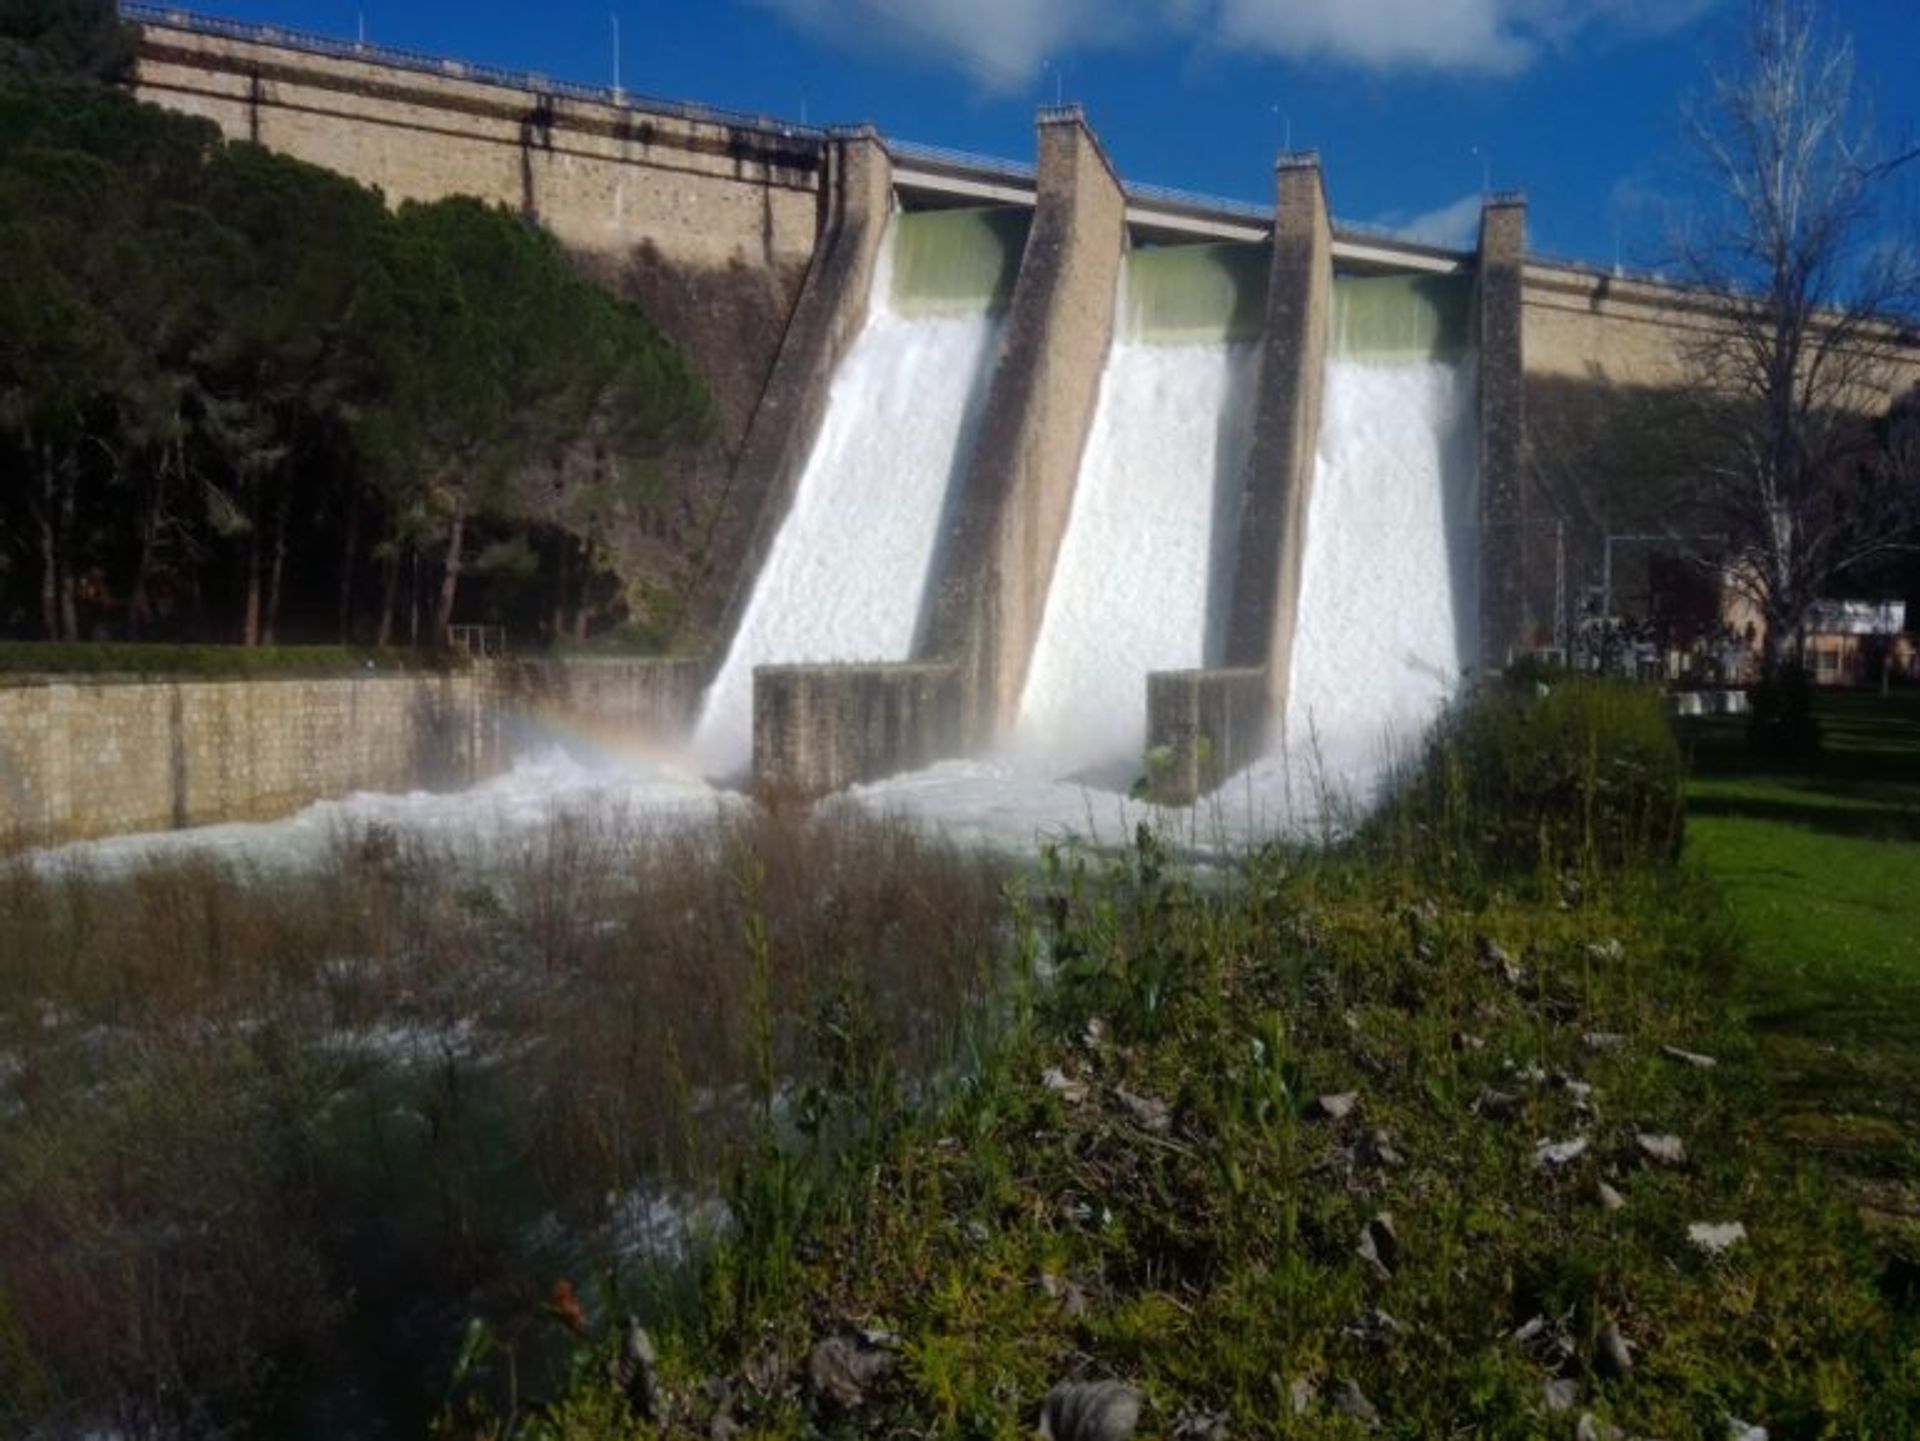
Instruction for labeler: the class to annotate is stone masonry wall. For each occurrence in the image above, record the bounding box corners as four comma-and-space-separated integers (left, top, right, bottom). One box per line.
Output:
754, 664, 961, 799
496, 657, 706, 739
0, 674, 490, 848
134, 25, 824, 269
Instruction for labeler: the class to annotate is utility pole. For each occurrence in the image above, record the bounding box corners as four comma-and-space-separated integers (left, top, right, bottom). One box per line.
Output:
610, 11, 621, 98
1041, 60, 1061, 107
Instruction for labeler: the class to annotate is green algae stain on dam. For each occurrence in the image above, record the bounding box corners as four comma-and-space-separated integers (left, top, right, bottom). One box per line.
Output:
1331, 272, 1474, 362
890, 206, 1031, 316
1123, 240, 1270, 344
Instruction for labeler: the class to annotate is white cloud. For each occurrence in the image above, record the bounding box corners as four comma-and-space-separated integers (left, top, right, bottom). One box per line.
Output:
1212, 0, 1533, 75
752, 0, 1161, 93
753, 0, 1719, 88
1212, 0, 1720, 74
1391, 192, 1486, 249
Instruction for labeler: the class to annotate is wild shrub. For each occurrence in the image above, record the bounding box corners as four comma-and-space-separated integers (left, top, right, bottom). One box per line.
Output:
0, 805, 1008, 1435
1384, 677, 1684, 878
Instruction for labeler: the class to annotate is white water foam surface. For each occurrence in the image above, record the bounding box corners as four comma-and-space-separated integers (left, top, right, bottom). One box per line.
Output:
1014, 340, 1257, 782
30, 747, 737, 876
1278, 356, 1479, 810
833, 355, 1480, 855
692, 241, 1002, 776
30, 356, 1477, 871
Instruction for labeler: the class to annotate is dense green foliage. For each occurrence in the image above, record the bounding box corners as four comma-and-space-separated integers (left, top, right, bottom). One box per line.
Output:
0, 8, 710, 649
0, 0, 132, 81
1387, 679, 1685, 877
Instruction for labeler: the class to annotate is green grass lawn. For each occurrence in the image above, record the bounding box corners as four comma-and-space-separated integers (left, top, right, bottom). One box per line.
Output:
1680, 688, 1920, 1266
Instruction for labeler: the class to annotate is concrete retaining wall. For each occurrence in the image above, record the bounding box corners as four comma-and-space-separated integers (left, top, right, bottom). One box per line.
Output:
0, 656, 721, 848
753, 663, 961, 798
693, 132, 895, 646
0, 673, 490, 847
1144, 668, 1267, 806
916, 107, 1127, 746
1477, 198, 1529, 670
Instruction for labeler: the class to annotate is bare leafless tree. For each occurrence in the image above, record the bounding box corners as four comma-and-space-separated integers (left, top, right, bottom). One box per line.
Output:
1676, 0, 1920, 675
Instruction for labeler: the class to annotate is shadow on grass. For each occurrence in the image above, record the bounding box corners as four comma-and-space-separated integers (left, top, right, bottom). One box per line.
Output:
1680, 687, 1920, 788
1687, 791, 1920, 843
1681, 690, 1920, 1299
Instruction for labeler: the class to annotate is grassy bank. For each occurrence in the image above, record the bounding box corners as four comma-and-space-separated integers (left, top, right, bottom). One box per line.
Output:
0, 641, 442, 679
5, 682, 1915, 1437
487, 840, 1913, 1439
474, 686, 1914, 1440
1681, 689, 1920, 1306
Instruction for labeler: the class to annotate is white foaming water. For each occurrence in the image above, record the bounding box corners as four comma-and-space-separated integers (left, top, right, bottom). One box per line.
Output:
1270, 356, 1479, 815
31, 748, 737, 877
38, 290, 1478, 871
692, 229, 1004, 777
845, 357, 1478, 854
1014, 339, 1258, 781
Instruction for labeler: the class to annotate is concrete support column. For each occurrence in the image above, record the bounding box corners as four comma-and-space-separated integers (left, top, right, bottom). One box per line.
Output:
1223, 152, 1333, 706
754, 663, 961, 798
694, 128, 895, 651
918, 105, 1127, 748
1146, 153, 1331, 805
1476, 195, 1528, 671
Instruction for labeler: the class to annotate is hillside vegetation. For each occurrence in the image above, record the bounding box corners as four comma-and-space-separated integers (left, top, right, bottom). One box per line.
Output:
0, 0, 711, 653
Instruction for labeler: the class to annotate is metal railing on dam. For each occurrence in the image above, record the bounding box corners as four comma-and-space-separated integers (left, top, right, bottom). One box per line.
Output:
123, 3, 1478, 267
121, 1, 832, 147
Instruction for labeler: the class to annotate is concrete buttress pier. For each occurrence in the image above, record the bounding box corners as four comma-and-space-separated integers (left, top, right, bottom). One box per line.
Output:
1225, 152, 1334, 704
698, 131, 895, 649
918, 105, 1128, 749
1476, 196, 1529, 670
753, 664, 961, 797
1145, 153, 1333, 804
749, 107, 1128, 797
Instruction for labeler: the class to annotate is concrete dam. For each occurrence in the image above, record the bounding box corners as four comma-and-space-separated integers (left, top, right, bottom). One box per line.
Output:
119, 6, 1563, 832
721, 125, 1512, 811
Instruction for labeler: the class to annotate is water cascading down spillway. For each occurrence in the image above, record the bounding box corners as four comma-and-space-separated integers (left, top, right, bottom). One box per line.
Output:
1012, 241, 1268, 784
1279, 271, 1481, 806
692, 205, 1029, 776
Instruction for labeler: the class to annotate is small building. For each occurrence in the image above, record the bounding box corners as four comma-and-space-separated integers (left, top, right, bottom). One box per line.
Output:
1800, 601, 1914, 686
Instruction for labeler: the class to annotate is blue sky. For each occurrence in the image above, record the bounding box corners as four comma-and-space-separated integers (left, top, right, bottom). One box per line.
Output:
173, 0, 1918, 266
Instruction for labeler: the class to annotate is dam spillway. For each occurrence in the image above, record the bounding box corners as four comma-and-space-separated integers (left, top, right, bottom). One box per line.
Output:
1280, 273, 1480, 798
692, 206, 1027, 775
1014, 241, 1266, 781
